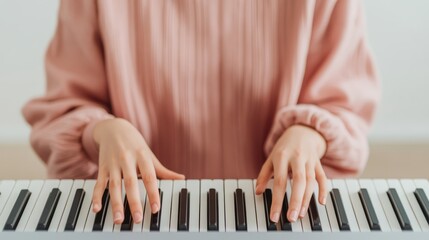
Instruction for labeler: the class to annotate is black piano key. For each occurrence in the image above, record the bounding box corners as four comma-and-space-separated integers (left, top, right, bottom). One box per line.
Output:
207, 188, 219, 231
280, 193, 291, 231
92, 189, 110, 231
387, 188, 412, 231
308, 193, 322, 231
120, 195, 133, 231
414, 188, 429, 224
150, 189, 163, 231
359, 188, 381, 231
36, 188, 61, 231
65, 188, 85, 231
330, 188, 350, 231
234, 188, 247, 231
263, 189, 277, 231
3, 189, 31, 231
178, 188, 190, 231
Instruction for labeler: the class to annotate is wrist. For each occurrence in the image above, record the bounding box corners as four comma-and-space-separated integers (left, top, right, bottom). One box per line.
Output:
286, 124, 327, 159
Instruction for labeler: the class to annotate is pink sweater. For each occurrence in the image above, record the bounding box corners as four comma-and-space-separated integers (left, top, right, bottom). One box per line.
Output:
23, 0, 379, 179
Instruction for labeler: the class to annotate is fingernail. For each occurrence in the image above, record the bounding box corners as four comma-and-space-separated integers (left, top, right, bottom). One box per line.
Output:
114, 211, 122, 222
322, 197, 326, 205
133, 212, 142, 222
271, 212, 280, 223
299, 207, 306, 217
289, 210, 298, 222
151, 203, 159, 213
93, 204, 99, 212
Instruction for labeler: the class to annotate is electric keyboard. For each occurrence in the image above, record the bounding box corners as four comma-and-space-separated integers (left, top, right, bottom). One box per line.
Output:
0, 179, 428, 240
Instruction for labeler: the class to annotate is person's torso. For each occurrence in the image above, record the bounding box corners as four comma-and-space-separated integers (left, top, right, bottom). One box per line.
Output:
96, 0, 314, 178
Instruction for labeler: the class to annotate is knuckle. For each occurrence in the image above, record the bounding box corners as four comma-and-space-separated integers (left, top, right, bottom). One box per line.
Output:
117, 151, 132, 162
112, 203, 123, 211
290, 198, 302, 209
306, 174, 315, 182
318, 169, 327, 180
136, 148, 147, 158
290, 147, 304, 160
293, 172, 306, 182
109, 179, 122, 189
124, 176, 136, 189
129, 201, 142, 211
274, 176, 287, 188
142, 173, 157, 185
272, 150, 288, 161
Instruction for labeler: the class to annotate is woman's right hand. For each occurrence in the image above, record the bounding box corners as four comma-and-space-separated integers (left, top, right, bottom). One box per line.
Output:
91, 118, 185, 224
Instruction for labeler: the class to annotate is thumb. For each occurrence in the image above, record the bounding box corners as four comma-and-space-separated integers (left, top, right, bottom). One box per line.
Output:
255, 159, 273, 195
153, 161, 185, 180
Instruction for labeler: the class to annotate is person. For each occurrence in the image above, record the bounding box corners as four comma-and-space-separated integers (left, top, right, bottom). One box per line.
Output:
22, 0, 379, 226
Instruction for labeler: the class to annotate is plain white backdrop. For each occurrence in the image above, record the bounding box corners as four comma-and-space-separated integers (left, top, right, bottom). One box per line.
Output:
1, 0, 428, 142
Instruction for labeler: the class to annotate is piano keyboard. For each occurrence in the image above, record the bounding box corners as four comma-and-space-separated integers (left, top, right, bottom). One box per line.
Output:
0, 179, 428, 240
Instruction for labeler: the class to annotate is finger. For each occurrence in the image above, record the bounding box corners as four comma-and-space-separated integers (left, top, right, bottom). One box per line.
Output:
122, 166, 143, 223
288, 161, 306, 222
109, 171, 124, 224
92, 169, 108, 213
299, 163, 316, 218
137, 150, 160, 214
270, 157, 288, 223
153, 160, 185, 180
315, 162, 327, 205
255, 159, 273, 195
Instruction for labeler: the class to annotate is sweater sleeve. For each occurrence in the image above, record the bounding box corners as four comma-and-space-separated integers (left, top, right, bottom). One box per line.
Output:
264, 1, 380, 177
22, 0, 114, 179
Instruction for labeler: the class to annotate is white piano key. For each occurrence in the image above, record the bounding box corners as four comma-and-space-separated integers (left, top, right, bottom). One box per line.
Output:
301, 209, 312, 232
102, 191, 114, 232
0, 180, 29, 232
388, 179, 421, 231
401, 179, 429, 231
345, 179, 370, 232
15, 180, 44, 231
212, 179, 225, 232
331, 179, 359, 232
286, 180, 303, 232
169, 180, 186, 232
199, 180, 210, 232
414, 179, 429, 226
224, 179, 237, 232
298, 179, 312, 233
82, 180, 97, 232
358, 179, 391, 232
159, 180, 173, 232
253, 180, 267, 232
186, 180, 200, 232
0, 180, 16, 216
238, 179, 257, 232
414, 179, 429, 192
57, 180, 84, 232
373, 179, 401, 232
132, 180, 146, 232
325, 180, 339, 232
48, 180, 73, 232
112, 182, 126, 232
24, 180, 60, 232
313, 181, 331, 232
142, 180, 159, 232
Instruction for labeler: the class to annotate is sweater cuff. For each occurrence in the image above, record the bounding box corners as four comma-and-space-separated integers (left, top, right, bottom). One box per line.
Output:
264, 104, 368, 176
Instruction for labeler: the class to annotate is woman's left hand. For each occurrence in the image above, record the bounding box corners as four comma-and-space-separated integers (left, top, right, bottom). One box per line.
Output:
255, 124, 328, 223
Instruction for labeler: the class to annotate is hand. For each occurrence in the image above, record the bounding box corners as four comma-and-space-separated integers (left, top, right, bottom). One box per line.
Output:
255, 124, 327, 223
91, 118, 185, 224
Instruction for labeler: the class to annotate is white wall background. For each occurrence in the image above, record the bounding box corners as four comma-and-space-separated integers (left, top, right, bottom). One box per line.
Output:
0, 0, 429, 143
